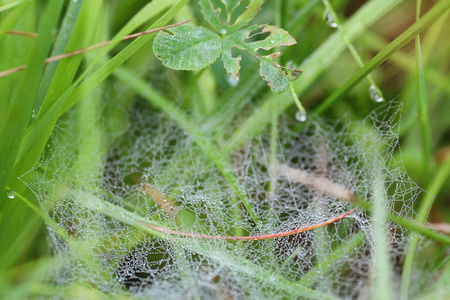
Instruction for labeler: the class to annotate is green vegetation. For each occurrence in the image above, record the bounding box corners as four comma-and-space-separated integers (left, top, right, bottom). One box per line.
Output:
1, 0, 449, 299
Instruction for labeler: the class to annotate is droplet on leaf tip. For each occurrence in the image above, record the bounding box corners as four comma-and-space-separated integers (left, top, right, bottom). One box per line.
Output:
295, 110, 307, 122
323, 10, 337, 28
227, 76, 239, 87
368, 85, 384, 103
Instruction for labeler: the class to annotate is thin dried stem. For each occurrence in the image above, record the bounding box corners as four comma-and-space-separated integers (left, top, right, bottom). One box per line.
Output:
139, 209, 356, 241
0, 19, 193, 78
1, 30, 38, 37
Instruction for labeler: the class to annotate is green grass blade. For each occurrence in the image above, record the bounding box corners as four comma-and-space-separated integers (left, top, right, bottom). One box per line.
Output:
0, 0, 63, 200
355, 199, 450, 245
33, 0, 85, 116
415, 37, 431, 177
0, 0, 30, 12
401, 155, 450, 299
322, 0, 383, 102
371, 171, 393, 299
9, 0, 190, 193
315, 0, 450, 114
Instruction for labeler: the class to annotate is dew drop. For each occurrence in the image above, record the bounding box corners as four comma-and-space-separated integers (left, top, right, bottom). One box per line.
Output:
227, 76, 239, 87
31, 110, 37, 119
368, 85, 383, 103
295, 110, 307, 122
7, 190, 15, 199
221, 29, 227, 35
323, 10, 337, 28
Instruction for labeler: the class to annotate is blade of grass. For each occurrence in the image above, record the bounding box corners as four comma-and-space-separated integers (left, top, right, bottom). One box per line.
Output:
355, 200, 450, 245
0, 2, 63, 264
416, 40, 431, 179
37, 0, 104, 118
0, 0, 63, 200
315, 0, 450, 114
0, 0, 30, 12
0, 19, 193, 79
401, 154, 450, 299
371, 170, 393, 299
0, 1, 35, 132
33, 0, 84, 116
8, 0, 190, 196
322, 0, 384, 102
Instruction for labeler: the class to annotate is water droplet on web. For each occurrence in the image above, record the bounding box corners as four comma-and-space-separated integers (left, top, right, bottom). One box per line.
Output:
323, 10, 337, 28
368, 85, 383, 103
295, 110, 307, 122
221, 29, 227, 35
7, 190, 15, 199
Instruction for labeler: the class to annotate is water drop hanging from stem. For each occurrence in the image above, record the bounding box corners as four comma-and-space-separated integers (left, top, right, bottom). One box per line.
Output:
369, 85, 384, 103
7, 190, 15, 199
289, 81, 307, 122
323, 9, 337, 28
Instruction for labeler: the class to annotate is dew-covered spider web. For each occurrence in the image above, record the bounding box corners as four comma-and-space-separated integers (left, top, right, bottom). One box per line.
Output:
24, 101, 429, 299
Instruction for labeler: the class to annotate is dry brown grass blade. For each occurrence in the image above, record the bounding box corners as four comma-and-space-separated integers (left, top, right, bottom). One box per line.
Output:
0, 19, 193, 78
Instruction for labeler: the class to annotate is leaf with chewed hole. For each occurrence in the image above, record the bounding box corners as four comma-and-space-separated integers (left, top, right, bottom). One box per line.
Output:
221, 24, 300, 93
199, 0, 265, 34
153, 24, 222, 70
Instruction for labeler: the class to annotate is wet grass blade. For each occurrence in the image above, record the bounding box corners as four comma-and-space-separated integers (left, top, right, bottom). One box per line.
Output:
315, 0, 450, 114
0, 0, 63, 200
401, 155, 450, 299
8, 0, 190, 194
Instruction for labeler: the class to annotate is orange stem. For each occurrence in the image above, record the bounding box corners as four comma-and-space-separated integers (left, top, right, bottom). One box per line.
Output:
139, 209, 356, 241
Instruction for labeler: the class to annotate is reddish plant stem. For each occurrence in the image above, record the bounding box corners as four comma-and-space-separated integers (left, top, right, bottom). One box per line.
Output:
2, 30, 38, 37
0, 19, 193, 78
139, 209, 356, 241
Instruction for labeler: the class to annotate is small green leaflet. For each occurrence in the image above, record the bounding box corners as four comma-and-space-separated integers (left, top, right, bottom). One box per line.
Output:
222, 24, 298, 93
198, 0, 264, 34
152, 0, 301, 93
153, 24, 222, 70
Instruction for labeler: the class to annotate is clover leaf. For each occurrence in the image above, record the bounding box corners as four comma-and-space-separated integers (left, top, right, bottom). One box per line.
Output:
152, 0, 301, 93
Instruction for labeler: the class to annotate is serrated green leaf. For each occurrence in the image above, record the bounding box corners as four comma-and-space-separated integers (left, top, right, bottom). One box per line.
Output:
221, 24, 299, 93
259, 57, 289, 93
199, 0, 264, 34
153, 24, 222, 70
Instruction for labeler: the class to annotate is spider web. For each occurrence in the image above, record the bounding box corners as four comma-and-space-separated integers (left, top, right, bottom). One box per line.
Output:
24, 100, 428, 299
